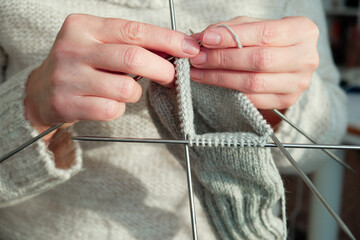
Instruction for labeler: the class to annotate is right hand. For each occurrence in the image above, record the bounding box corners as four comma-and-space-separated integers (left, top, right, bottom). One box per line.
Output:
25, 14, 200, 135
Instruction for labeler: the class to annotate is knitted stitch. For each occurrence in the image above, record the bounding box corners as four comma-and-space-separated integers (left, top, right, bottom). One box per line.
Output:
0, 0, 347, 239
148, 55, 287, 239
174, 57, 273, 147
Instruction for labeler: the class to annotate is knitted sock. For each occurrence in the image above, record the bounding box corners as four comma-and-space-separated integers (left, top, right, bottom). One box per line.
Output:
147, 57, 286, 239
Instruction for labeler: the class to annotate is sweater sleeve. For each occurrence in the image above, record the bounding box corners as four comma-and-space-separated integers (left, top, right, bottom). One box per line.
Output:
0, 58, 83, 208
272, 0, 347, 174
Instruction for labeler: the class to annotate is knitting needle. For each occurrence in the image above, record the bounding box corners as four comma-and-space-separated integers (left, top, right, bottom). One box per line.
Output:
270, 133, 356, 240
272, 109, 355, 173
0, 123, 64, 163
168, 1, 198, 240
71, 136, 360, 150
0, 55, 176, 164
184, 134, 198, 240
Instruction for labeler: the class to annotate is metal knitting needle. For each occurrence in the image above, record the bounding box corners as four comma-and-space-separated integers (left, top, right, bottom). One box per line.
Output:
71, 136, 360, 150
272, 109, 355, 173
0, 54, 174, 164
270, 133, 356, 240
0, 123, 64, 163
168, 1, 198, 239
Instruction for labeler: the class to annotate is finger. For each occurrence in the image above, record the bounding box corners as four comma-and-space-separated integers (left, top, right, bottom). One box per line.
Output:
190, 68, 306, 94
244, 93, 301, 110
88, 43, 175, 85
200, 16, 316, 48
89, 16, 200, 57
219, 16, 263, 25
191, 17, 261, 41
203, 16, 263, 32
191, 32, 202, 41
72, 69, 142, 103
190, 46, 303, 73
73, 96, 126, 121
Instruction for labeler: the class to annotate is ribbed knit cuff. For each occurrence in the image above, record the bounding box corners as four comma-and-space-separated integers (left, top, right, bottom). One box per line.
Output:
273, 71, 347, 174
191, 146, 285, 240
147, 80, 286, 239
0, 65, 82, 207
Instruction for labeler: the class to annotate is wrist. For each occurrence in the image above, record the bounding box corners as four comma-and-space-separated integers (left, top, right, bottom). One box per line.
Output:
24, 66, 56, 144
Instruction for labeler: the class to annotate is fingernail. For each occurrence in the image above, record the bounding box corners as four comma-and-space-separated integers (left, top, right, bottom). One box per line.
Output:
190, 68, 204, 80
203, 31, 221, 45
182, 37, 200, 55
190, 51, 207, 65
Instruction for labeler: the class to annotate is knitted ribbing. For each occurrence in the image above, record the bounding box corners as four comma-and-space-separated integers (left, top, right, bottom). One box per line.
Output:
0, 0, 347, 239
175, 58, 273, 147
148, 53, 287, 239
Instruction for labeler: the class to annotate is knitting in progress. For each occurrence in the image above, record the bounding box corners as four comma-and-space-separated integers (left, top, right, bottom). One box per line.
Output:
0, 0, 348, 239
148, 25, 287, 239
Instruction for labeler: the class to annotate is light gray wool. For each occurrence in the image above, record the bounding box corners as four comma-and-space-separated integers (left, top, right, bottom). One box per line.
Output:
147, 58, 287, 239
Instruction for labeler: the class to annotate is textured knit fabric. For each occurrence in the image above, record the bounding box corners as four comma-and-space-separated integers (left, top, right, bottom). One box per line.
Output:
148, 58, 286, 239
0, 0, 347, 239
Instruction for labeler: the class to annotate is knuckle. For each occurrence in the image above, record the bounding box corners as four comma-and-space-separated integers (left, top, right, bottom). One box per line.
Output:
296, 16, 319, 39
104, 101, 122, 120
305, 52, 319, 70
234, 16, 247, 21
121, 21, 145, 43
162, 30, 175, 49
51, 40, 80, 62
230, 16, 252, 24
279, 94, 298, 109
244, 94, 258, 106
252, 48, 271, 71
162, 66, 175, 84
298, 78, 310, 91
259, 23, 278, 45
216, 49, 228, 67
244, 73, 265, 93
297, 74, 311, 91
50, 67, 65, 86
62, 14, 85, 31
132, 86, 142, 103
49, 92, 68, 120
206, 23, 218, 30
51, 41, 68, 61
311, 53, 320, 69
311, 24, 320, 38
118, 78, 135, 100
206, 71, 221, 85
122, 46, 143, 71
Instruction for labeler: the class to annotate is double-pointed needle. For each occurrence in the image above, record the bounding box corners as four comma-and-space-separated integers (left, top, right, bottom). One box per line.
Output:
0, 123, 63, 163
168, 1, 198, 240
271, 134, 356, 240
272, 109, 355, 173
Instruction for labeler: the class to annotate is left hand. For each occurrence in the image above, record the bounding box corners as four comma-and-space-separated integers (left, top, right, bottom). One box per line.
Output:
190, 16, 319, 115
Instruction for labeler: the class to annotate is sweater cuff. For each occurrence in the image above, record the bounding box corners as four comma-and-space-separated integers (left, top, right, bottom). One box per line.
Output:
272, 71, 347, 174
0, 65, 82, 207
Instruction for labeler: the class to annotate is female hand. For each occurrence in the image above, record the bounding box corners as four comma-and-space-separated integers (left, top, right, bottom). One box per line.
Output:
25, 14, 200, 135
190, 16, 319, 125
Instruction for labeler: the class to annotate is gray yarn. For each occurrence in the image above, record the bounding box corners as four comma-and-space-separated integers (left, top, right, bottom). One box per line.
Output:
214, 24, 287, 237
147, 27, 287, 239
216, 24, 243, 48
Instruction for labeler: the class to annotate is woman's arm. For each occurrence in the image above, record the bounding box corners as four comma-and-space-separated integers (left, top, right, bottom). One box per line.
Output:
0, 13, 201, 207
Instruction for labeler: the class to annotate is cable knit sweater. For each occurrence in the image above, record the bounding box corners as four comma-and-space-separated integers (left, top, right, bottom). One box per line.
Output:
0, 0, 347, 239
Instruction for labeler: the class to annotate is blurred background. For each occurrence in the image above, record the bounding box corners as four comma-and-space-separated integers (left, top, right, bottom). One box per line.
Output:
284, 1, 360, 239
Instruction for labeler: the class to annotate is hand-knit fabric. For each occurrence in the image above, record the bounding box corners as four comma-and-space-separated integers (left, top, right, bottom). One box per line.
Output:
0, 0, 347, 239
148, 57, 286, 239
